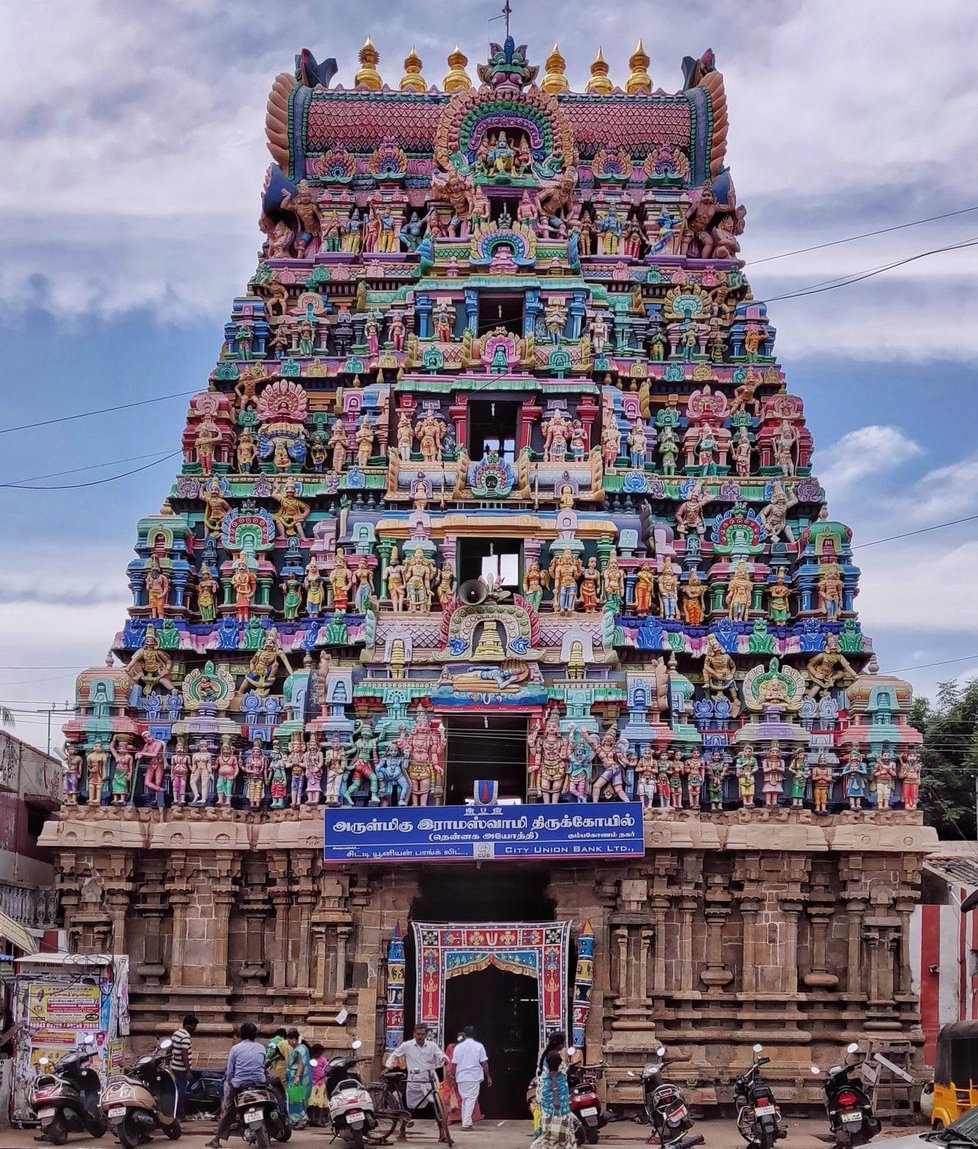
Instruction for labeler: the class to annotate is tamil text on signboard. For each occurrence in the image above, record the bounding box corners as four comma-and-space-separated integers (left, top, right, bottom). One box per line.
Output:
323, 802, 646, 862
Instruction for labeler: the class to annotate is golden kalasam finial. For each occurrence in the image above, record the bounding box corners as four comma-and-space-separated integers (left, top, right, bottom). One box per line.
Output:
355, 35, 383, 91
626, 38, 652, 94
542, 42, 569, 94
443, 44, 472, 92
400, 45, 426, 92
585, 46, 614, 95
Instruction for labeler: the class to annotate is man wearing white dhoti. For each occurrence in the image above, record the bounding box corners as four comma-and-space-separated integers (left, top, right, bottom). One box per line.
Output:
451, 1026, 491, 1131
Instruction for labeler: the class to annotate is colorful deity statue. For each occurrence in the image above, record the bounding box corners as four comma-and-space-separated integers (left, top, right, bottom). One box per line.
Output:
330, 549, 354, 612
303, 557, 326, 617
344, 722, 379, 806
214, 736, 239, 806
806, 634, 858, 697
675, 480, 708, 537
658, 557, 680, 620
579, 557, 602, 613
137, 731, 168, 804
634, 744, 657, 808
329, 419, 350, 471
145, 558, 169, 620
522, 558, 546, 612
59, 741, 82, 804
682, 569, 706, 625
549, 547, 582, 615
543, 409, 572, 461
405, 548, 436, 612
108, 736, 135, 806
706, 752, 727, 811
725, 560, 753, 621
810, 754, 834, 814
767, 569, 792, 623
125, 626, 176, 697
634, 563, 655, 616
231, 556, 257, 623
786, 748, 809, 809
760, 742, 785, 808
874, 750, 898, 812
304, 736, 324, 805
816, 563, 845, 620
685, 748, 705, 809
190, 741, 214, 805
396, 708, 445, 806
759, 480, 797, 545
602, 551, 624, 613
85, 741, 108, 806
386, 547, 407, 612
273, 482, 310, 540
415, 411, 445, 463
702, 634, 741, 715
899, 749, 921, 810
377, 740, 410, 807
841, 747, 868, 810
268, 748, 288, 809
735, 745, 757, 808
529, 709, 569, 803
322, 735, 347, 806
588, 724, 630, 802
197, 565, 219, 623
238, 630, 293, 699
242, 738, 269, 810
435, 565, 455, 611
281, 574, 303, 621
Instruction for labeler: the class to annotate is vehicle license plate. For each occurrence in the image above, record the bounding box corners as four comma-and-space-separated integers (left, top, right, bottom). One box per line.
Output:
670, 1106, 688, 1119
108, 1106, 127, 1118
755, 1105, 775, 1116
245, 1109, 263, 1123
580, 1107, 598, 1117
38, 1108, 56, 1119
841, 1112, 862, 1123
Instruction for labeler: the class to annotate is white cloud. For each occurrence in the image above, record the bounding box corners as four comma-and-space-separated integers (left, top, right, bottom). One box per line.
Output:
855, 539, 978, 635
817, 425, 923, 494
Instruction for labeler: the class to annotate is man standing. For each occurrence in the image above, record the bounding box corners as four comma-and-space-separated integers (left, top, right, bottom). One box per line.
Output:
169, 1013, 198, 1120
451, 1026, 491, 1131
206, 1022, 267, 1149
385, 1023, 447, 1111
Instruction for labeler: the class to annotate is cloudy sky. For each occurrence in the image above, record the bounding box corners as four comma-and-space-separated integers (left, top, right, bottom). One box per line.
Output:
1, 0, 976, 750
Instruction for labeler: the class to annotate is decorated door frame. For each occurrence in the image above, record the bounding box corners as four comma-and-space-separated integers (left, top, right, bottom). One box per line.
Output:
410, 921, 571, 1049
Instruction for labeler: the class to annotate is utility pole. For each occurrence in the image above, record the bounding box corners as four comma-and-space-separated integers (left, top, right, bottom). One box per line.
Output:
32, 705, 73, 757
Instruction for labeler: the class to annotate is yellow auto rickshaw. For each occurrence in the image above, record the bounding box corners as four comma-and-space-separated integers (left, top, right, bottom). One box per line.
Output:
931, 1022, 978, 1128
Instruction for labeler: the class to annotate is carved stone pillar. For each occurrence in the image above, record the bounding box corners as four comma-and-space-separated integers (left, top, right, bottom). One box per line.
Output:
677, 894, 697, 993
844, 898, 868, 998
700, 906, 733, 991
779, 899, 803, 996
739, 897, 762, 996
803, 904, 839, 990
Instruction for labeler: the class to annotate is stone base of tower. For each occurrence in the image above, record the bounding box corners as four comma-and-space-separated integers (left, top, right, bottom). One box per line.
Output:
41, 808, 935, 1108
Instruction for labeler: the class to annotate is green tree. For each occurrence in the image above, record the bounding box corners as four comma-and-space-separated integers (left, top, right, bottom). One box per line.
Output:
918, 679, 978, 840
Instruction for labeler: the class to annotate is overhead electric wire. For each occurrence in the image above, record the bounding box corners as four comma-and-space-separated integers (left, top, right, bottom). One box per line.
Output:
745, 204, 978, 267
854, 514, 978, 550
1, 451, 181, 490
0, 388, 197, 437
0, 450, 176, 488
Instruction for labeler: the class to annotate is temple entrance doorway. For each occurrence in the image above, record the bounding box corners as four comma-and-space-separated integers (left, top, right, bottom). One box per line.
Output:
443, 965, 538, 1119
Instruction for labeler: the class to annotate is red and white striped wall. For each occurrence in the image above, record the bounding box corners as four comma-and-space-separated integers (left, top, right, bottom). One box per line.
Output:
910, 900, 978, 1065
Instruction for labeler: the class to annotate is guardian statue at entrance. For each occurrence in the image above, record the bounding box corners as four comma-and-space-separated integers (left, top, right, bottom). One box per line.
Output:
397, 706, 447, 806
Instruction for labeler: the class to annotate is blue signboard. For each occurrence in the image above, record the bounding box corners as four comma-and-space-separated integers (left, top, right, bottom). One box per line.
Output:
323, 802, 646, 863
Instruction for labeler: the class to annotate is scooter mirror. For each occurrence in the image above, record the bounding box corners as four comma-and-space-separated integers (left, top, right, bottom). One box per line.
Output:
656, 1046, 666, 1057
159, 1038, 172, 1050
752, 1044, 763, 1053
351, 1040, 363, 1050
310, 1059, 318, 1068
566, 1046, 576, 1057
811, 1066, 821, 1075
83, 1033, 94, 1042
38, 1057, 50, 1067
847, 1042, 859, 1054
627, 1071, 635, 1078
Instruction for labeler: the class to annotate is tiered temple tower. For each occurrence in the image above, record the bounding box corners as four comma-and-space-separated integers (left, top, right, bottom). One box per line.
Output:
42, 36, 935, 1109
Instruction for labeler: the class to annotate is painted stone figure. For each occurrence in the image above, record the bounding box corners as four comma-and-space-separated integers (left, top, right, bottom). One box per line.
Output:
899, 749, 921, 810
214, 736, 239, 807
529, 710, 569, 803
85, 741, 108, 806
396, 708, 445, 806
190, 741, 214, 805
841, 747, 868, 810
760, 742, 784, 809
549, 548, 581, 616
735, 745, 757, 808
787, 749, 809, 809
109, 736, 135, 806
589, 725, 630, 803
810, 754, 833, 814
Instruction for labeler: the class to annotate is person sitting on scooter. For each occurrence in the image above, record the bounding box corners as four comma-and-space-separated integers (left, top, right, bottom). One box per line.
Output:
207, 1022, 267, 1149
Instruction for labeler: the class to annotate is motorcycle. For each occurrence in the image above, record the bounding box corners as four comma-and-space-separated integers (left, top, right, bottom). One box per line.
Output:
567, 1059, 608, 1144
227, 1074, 291, 1147
99, 1036, 181, 1148
811, 1042, 882, 1148
732, 1044, 787, 1149
631, 1045, 704, 1149
31, 1034, 107, 1145
183, 1067, 225, 1120
322, 1039, 377, 1148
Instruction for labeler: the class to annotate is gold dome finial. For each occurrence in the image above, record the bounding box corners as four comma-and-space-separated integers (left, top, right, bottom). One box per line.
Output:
443, 44, 472, 92
542, 42, 569, 94
585, 46, 614, 95
355, 35, 383, 91
400, 45, 427, 92
626, 38, 652, 94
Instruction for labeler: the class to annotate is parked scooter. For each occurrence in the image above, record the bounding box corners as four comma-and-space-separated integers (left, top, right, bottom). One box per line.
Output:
322, 1040, 377, 1148
226, 1074, 291, 1147
811, 1042, 882, 1148
631, 1046, 704, 1149
99, 1036, 181, 1147
732, 1044, 788, 1149
31, 1034, 107, 1145
567, 1059, 608, 1144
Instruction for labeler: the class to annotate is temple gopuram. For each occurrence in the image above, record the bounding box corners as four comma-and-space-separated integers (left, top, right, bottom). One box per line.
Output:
41, 33, 937, 1113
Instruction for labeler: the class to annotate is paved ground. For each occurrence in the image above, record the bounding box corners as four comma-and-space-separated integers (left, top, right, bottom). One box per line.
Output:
0, 1117, 929, 1148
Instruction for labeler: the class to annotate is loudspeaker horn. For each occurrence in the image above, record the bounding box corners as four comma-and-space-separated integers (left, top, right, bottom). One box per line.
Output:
459, 578, 489, 605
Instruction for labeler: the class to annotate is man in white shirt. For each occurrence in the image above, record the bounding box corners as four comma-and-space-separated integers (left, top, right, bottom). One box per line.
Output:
385, 1023, 447, 1110
451, 1026, 491, 1131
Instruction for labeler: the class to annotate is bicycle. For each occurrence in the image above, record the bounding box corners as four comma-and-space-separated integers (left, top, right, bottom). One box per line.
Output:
365, 1069, 453, 1146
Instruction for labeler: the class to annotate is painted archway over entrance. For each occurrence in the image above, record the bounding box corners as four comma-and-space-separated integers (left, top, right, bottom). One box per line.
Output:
412, 921, 571, 1048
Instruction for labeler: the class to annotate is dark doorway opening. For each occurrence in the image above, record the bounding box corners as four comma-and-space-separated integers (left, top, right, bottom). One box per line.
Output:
444, 966, 538, 1120
456, 537, 522, 589
478, 292, 524, 337
446, 714, 528, 804
468, 399, 521, 463
411, 866, 556, 923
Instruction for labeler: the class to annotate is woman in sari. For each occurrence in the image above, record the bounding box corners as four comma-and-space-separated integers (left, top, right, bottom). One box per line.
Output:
285, 1028, 312, 1128
531, 1033, 575, 1149
307, 1043, 326, 1127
